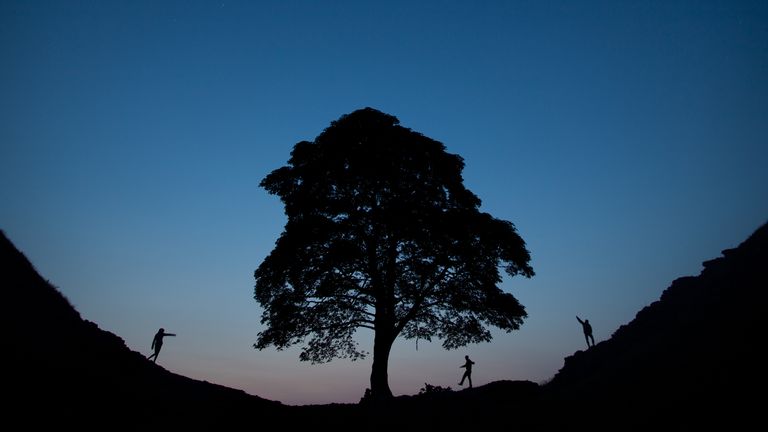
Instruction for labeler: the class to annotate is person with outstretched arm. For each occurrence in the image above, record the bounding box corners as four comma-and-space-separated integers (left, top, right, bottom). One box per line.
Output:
147, 328, 176, 363
458, 355, 475, 388
576, 316, 595, 348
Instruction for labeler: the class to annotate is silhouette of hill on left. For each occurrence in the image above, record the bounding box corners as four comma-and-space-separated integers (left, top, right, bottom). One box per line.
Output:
2, 230, 285, 430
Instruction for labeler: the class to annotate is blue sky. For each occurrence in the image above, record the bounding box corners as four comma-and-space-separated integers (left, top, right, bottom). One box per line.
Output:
2, 0, 767, 404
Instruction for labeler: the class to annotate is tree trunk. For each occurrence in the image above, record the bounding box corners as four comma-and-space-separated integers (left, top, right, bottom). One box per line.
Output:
368, 233, 397, 400
370, 328, 394, 400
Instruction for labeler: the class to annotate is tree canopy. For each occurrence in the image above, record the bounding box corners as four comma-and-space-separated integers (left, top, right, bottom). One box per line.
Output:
254, 107, 534, 399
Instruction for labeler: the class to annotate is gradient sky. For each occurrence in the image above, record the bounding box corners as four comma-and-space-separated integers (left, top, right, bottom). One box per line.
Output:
2, 0, 767, 405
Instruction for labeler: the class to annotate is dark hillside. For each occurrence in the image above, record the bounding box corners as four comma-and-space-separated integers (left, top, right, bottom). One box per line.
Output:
544, 223, 767, 429
291, 380, 542, 431
4, 221, 765, 431
2, 231, 285, 430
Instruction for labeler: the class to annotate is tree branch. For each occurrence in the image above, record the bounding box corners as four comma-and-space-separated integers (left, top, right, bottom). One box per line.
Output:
306, 292, 375, 307
311, 318, 375, 332
394, 263, 453, 334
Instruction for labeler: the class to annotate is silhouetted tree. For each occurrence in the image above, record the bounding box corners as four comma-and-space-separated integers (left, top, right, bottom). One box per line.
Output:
254, 108, 534, 400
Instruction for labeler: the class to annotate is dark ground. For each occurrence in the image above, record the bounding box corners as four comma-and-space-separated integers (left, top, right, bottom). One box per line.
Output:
3, 222, 765, 431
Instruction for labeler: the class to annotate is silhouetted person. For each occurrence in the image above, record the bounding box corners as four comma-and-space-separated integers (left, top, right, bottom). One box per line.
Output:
458, 355, 475, 387
576, 316, 595, 348
147, 328, 176, 363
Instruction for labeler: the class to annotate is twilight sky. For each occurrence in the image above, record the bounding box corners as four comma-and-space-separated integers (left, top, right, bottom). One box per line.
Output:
2, 0, 766, 405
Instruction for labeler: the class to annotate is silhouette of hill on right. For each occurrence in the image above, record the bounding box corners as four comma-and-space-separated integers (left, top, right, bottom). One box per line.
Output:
544, 222, 767, 429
